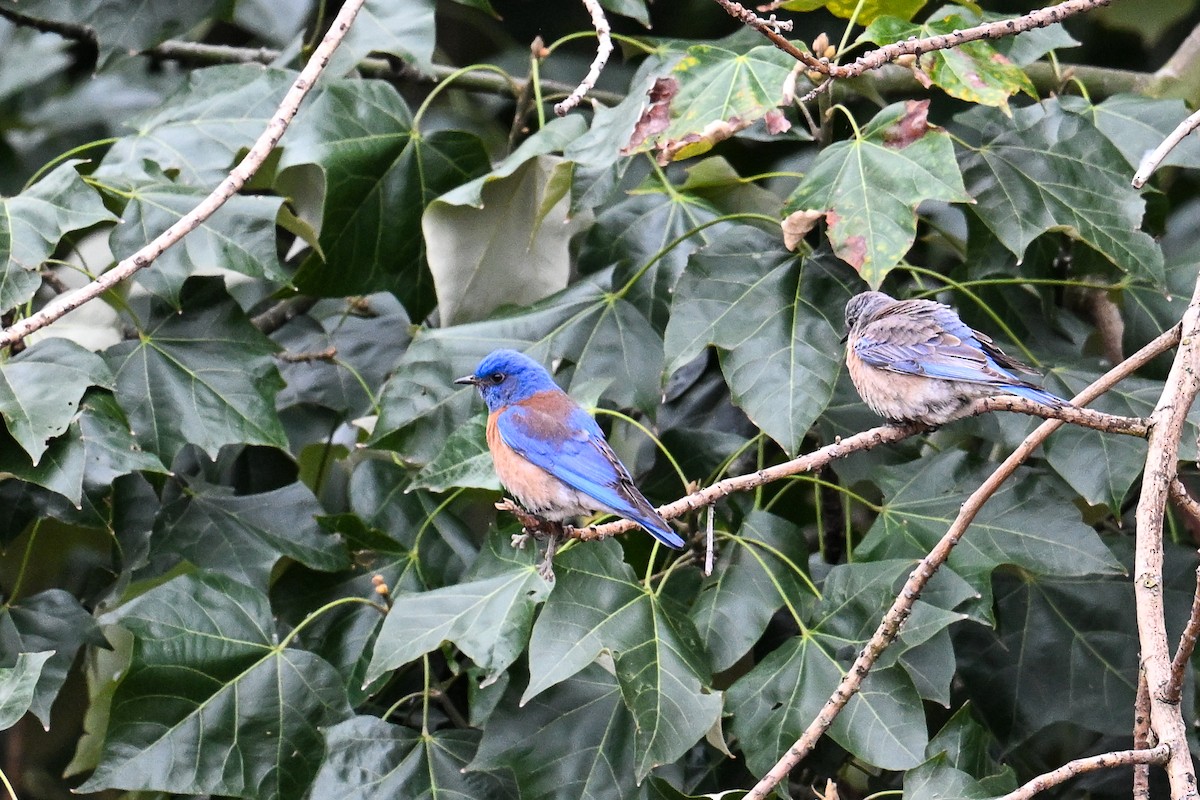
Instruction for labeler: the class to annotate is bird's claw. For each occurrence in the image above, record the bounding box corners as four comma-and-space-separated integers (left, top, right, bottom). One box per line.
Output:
511, 532, 532, 550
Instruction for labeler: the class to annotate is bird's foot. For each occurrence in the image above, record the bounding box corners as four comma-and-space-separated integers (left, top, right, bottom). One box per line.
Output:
511, 532, 533, 550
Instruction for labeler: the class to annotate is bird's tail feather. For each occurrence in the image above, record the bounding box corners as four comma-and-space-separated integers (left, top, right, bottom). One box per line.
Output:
1007, 383, 1070, 408
624, 496, 684, 549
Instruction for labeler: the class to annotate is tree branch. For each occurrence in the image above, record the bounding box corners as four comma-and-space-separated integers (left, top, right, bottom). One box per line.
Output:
742, 322, 1182, 800
554, 0, 613, 116
713, 0, 1112, 79
1134, 274, 1200, 800
0, 1, 368, 350
996, 744, 1170, 800
565, 395, 1148, 543
0, 5, 95, 44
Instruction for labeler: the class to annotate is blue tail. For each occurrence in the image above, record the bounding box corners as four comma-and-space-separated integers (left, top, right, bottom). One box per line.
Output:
1006, 383, 1069, 408
629, 509, 685, 549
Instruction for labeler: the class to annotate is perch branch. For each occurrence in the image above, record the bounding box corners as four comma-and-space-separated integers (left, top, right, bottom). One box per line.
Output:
553, 0, 613, 116
743, 322, 1183, 800
1164, 556, 1200, 705
570, 396, 1149, 542
996, 744, 1170, 800
1134, 106, 1200, 187
1133, 274, 1200, 800
714, 0, 1112, 79
0, 1, 367, 350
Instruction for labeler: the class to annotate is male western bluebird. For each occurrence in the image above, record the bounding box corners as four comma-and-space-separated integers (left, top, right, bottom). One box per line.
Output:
455, 350, 684, 560
843, 290, 1069, 425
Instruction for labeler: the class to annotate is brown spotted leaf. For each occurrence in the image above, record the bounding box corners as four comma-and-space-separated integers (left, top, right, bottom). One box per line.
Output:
863, 12, 1037, 112
623, 45, 795, 164
781, 100, 969, 286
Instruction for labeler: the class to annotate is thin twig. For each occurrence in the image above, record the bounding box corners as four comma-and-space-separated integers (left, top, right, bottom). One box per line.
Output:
251, 296, 319, 333
1165, 558, 1200, 705
995, 744, 1170, 800
1134, 668, 1153, 800
554, 0, 613, 116
0, 5, 95, 44
0, 2, 368, 350
743, 323, 1183, 800
713, 0, 1112, 82
1134, 106, 1200, 187
1133, 275, 1200, 800
275, 347, 337, 363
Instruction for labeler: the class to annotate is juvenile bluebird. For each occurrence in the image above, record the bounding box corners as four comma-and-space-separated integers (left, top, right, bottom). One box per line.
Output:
455, 350, 684, 555
843, 290, 1069, 425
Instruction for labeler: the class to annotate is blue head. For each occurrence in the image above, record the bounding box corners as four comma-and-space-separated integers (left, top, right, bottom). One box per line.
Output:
454, 349, 561, 411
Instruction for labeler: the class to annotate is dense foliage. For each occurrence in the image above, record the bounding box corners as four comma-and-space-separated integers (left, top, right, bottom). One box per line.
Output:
1, 0, 1199, 798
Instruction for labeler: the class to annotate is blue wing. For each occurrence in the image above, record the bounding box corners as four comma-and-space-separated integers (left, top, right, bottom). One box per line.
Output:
496, 397, 684, 549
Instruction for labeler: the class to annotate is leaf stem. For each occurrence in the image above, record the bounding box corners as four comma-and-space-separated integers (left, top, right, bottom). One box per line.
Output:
277, 594, 385, 651
411, 64, 519, 130
23, 138, 118, 191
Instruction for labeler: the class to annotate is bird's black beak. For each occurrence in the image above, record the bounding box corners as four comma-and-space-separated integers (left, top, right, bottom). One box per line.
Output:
839, 333, 849, 344
454, 375, 480, 386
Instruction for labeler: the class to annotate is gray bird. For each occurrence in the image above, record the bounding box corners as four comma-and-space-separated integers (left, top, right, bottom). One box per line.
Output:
843, 290, 1069, 425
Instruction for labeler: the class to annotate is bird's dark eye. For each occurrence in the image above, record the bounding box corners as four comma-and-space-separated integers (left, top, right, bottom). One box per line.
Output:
489, 372, 505, 384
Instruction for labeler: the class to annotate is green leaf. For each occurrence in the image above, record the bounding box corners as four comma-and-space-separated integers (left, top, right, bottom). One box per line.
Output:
373, 273, 663, 464
98, 65, 295, 186
625, 45, 796, 163
332, 0, 436, 75
148, 480, 350, 590
80, 572, 352, 800
311, 716, 509, 799
0, 0, 220, 60
664, 231, 855, 454
600, 0, 650, 26
273, 295, 409, 417
783, 100, 970, 285
577, 185, 730, 331
728, 560, 958, 774
103, 165, 287, 304
104, 277, 288, 462
0, 337, 114, 464
0, 161, 117, 313
278, 78, 490, 317
0, 589, 107, 726
689, 510, 811, 672
411, 414, 499, 492
0, 391, 166, 506
426, 155, 577, 325
862, 13, 1035, 111
855, 451, 1124, 605
954, 99, 1164, 284
0, 651, 54, 731
523, 539, 721, 779
471, 663, 643, 799
779, 0, 927, 24
365, 536, 550, 685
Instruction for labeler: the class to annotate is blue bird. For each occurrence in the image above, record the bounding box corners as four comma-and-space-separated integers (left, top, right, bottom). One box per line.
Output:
844, 291, 1069, 425
455, 350, 684, 555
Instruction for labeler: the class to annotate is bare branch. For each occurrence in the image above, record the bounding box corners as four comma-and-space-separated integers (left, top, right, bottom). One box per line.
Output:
996, 744, 1169, 800
554, 0, 613, 117
742, 322, 1183, 800
715, 0, 1113, 81
1134, 275, 1200, 800
275, 347, 338, 363
0, 5, 95, 44
251, 296, 319, 334
0, 1, 368, 350
1133, 106, 1200, 188
1165, 481, 1200, 706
